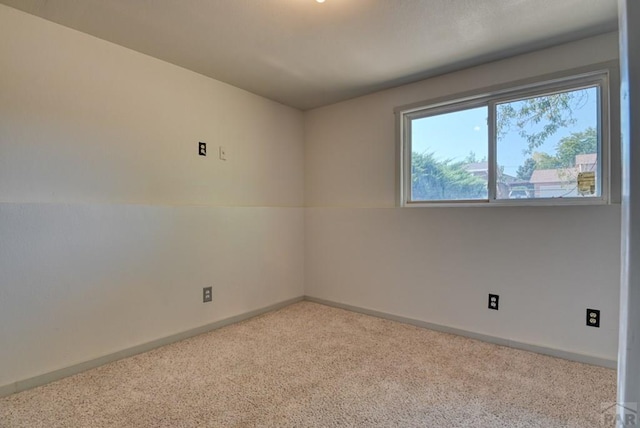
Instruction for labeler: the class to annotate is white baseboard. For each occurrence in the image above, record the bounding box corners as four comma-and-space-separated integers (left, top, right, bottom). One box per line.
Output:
0, 296, 304, 397
304, 296, 617, 369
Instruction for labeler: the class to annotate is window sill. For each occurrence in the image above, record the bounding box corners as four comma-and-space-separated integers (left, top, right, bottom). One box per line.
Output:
402, 197, 611, 208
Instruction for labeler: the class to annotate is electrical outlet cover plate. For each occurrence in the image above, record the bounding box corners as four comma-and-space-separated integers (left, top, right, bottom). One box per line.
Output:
203, 286, 212, 303
586, 308, 600, 327
199, 142, 207, 156
488, 294, 499, 310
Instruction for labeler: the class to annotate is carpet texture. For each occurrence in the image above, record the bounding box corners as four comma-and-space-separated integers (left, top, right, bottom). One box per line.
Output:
0, 302, 616, 427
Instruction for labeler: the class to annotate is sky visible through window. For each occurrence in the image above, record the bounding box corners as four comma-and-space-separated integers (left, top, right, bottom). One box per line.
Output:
411, 87, 598, 177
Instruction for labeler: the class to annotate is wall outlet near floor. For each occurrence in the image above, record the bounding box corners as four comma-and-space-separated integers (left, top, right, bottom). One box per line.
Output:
488, 294, 499, 310
203, 287, 212, 303
219, 146, 227, 161
199, 142, 207, 156
586, 309, 600, 327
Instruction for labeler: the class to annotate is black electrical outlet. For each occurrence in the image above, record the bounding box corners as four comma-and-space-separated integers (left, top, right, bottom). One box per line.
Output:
488, 294, 499, 310
587, 308, 600, 327
199, 142, 207, 156
203, 286, 212, 303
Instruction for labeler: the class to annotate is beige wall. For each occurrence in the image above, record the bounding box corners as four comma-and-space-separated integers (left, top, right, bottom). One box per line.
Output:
0, 5, 304, 388
0, 2, 623, 390
304, 32, 621, 361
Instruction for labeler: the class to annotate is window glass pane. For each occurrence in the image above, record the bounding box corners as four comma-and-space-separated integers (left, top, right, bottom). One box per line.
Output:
410, 106, 488, 201
496, 86, 600, 199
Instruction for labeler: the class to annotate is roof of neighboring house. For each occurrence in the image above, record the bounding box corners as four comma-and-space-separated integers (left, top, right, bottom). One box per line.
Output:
461, 161, 521, 183
530, 168, 576, 184
462, 162, 488, 172
500, 174, 518, 183
575, 153, 597, 166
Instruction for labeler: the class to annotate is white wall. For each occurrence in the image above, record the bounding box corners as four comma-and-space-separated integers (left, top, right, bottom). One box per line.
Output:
304, 33, 621, 361
617, 0, 640, 407
0, 5, 304, 388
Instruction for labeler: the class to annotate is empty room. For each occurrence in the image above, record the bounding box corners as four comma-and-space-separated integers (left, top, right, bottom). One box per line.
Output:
1, 0, 639, 427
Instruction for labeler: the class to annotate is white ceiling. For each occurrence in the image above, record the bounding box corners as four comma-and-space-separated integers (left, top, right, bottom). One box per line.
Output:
0, 0, 617, 110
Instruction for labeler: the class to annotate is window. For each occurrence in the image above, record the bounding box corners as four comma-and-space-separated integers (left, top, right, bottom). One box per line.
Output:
397, 68, 611, 206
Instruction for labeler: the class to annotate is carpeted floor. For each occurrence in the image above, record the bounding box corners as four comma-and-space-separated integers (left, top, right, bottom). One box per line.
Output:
0, 302, 616, 427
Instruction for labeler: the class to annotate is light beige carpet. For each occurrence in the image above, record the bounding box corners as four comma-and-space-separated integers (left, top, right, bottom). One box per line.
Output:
0, 302, 616, 427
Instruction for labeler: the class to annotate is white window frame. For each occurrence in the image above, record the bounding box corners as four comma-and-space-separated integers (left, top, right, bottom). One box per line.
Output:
396, 63, 616, 207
